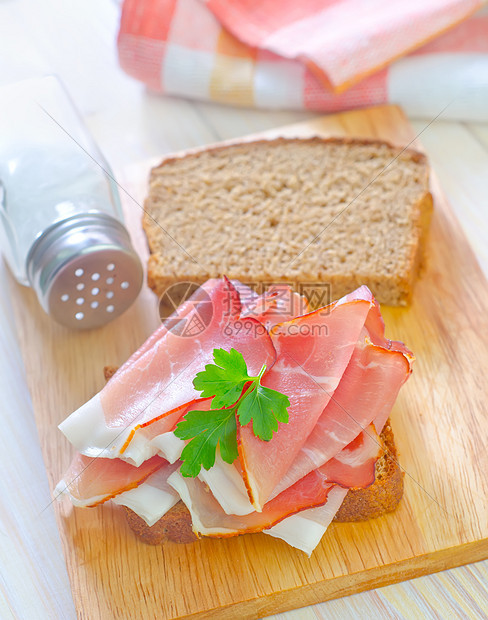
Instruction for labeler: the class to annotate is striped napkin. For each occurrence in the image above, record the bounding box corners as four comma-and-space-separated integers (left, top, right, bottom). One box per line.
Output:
118, 0, 488, 120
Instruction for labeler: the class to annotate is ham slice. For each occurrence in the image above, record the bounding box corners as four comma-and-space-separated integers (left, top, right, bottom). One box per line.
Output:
364, 297, 414, 431
112, 461, 181, 526
152, 432, 256, 516
168, 417, 382, 540
155, 423, 381, 518
265, 486, 348, 556
168, 468, 335, 537
269, 326, 412, 498
114, 279, 224, 369
59, 278, 276, 465
241, 284, 310, 329
318, 425, 382, 489
55, 453, 166, 507
237, 286, 375, 510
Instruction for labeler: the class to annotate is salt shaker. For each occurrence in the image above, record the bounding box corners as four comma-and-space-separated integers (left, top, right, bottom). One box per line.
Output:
0, 76, 143, 329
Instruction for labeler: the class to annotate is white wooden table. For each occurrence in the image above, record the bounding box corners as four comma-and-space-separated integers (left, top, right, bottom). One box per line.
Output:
1, 1, 487, 618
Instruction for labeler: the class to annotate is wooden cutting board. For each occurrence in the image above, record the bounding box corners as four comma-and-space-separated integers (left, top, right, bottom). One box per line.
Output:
9, 105, 488, 619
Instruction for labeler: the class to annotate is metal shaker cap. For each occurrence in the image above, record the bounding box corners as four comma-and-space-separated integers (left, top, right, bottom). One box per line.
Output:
26, 212, 143, 329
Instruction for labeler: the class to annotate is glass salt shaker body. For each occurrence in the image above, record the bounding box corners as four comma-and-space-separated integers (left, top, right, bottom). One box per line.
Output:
0, 76, 142, 329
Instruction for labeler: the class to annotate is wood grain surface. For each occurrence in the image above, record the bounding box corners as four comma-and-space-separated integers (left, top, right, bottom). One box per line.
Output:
9, 105, 488, 619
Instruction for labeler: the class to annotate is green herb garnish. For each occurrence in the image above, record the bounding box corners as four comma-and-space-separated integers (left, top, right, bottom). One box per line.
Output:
174, 348, 290, 477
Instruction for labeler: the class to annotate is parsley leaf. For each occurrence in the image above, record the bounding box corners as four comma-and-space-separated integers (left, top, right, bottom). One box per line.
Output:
193, 347, 249, 409
175, 348, 290, 477
175, 408, 238, 477
237, 385, 290, 441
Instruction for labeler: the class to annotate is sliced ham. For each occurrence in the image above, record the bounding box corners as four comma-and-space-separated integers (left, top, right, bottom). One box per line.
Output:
237, 286, 375, 511
152, 431, 255, 516
117, 398, 214, 465
113, 461, 181, 526
229, 280, 259, 311
59, 278, 276, 465
269, 327, 412, 498
364, 297, 415, 430
168, 468, 335, 537
56, 278, 413, 555
265, 486, 348, 556
55, 453, 166, 507
106, 279, 225, 384
156, 422, 381, 518
168, 416, 382, 540
241, 284, 310, 329
318, 425, 382, 489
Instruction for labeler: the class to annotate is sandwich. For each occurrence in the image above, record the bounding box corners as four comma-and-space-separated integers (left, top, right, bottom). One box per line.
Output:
56, 277, 413, 555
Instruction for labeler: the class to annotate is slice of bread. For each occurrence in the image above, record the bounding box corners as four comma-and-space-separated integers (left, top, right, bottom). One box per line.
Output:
143, 138, 432, 306
105, 362, 404, 544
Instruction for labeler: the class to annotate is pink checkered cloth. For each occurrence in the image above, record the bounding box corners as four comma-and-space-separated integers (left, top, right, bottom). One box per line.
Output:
117, 0, 488, 120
